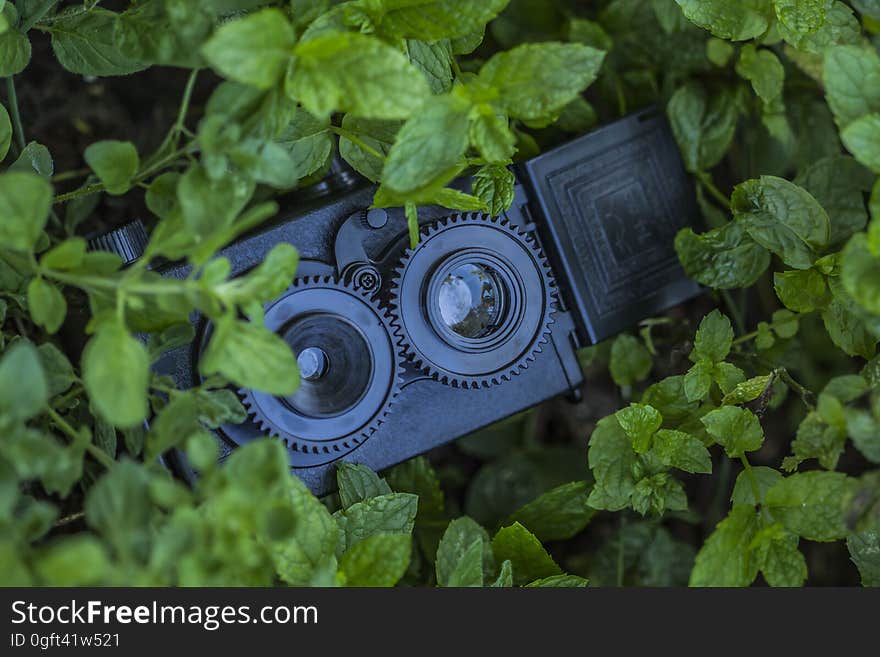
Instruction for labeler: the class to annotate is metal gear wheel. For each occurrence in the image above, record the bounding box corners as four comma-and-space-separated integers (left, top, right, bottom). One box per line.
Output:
239, 275, 404, 460
389, 213, 557, 389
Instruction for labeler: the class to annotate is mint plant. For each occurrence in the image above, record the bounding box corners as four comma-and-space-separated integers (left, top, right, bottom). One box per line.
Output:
0, 0, 879, 587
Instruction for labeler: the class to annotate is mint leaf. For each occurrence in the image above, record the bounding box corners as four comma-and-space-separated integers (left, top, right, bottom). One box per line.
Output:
0, 23, 31, 77
469, 104, 515, 163
736, 44, 784, 103
690, 506, 760, 587
667, 82, 737, 172
773, 0, 827, 34
526, 575, 589, 587
199, 316, 300, 396
609, 334, 652, 387
675, 223, 771, 289
615, 403, 663, 454
339, 116, 400, 182
675, 0, 772, 41
765, 471, 858, 542
472, 164, 515, 216
847, 530, 880, 586
436, 517, 492, 587
0, 341, 48, 423
841, 113, 880, 173
492, 522, 562, 586
0, 172, 53, 252
732, 177, 831, 270
382, 94, 470, 193
506, 481, 595, 542
335, 493, 418, 552
446, 538, 484, 587
337, 463, 392, 509
652, 429, 712, 474
750, 523, 807, 587
365, 0, 510, 41
701, 406, 765, 458
201, 9, 296, 90
478, 43, 605, 122
774, 268, 828, 312
49, 8, 147, 77
82, 322, 149, 428
27, 277, 67, 335
823, 45, 880, 127
692, 310, 734, 363
0, 102, 11, 161
731, 466, 783, 507
339, 533, 411, 587
587, 416, 638, 511
289, 32, 430, 120
84, 140, 139, 195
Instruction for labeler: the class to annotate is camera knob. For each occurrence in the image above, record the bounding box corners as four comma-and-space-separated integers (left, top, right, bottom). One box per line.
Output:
87, 219, 149, 266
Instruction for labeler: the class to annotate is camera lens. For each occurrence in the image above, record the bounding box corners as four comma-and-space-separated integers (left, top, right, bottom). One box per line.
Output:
437, 263, 504, 339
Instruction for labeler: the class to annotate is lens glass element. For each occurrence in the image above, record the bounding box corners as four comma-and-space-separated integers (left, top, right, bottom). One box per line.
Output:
437, 262, 504, 339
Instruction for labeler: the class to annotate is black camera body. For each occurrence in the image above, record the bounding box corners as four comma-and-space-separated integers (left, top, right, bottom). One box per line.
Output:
128, 108, 701, 496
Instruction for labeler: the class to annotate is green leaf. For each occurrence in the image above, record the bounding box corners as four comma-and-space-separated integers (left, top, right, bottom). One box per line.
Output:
736, 44, 784, 103
526, 574, 590, 587
823, 45, 880, 128
0, 24, 31, 77
492, 522, 561, 586
10, 141, 53, 179
271, 475, 339, 585
478, 43, 606, 122
795, 155, 874, 246
199, 317, 300, 396
0, 102, 11, 161
732, 177, 831, 270
822, 276, 877, 359
722, 374, 773, 406
841, 113, 880, 173
506, 481, 595, 542
472, 164, 515, 216
765, 471, 858, 541
289, 31, 430, 120
27, 277, 67, 334
773, 0, 826, 34
337, 463, 392, 509
215, 242, 299, 307
335, 493, 418, 552
40, 238, 87, 271
674, 0, 772, 41
382, 94, 470, 193
365, 0, 510, 41
274, 108, 333, 183
690, 505, 760, 587
406, 39, 453, 94
667, 82, 737, 172
84, 140, 139, 196
692, 310, 734, 363
731, 466, 783, 507
701, 406, 764, 457
37, 343, 75, 398
631, 472, 688, 516
684, 360, 713, 402
490, 559, 513, 587
33, 535, 111, 586
84, 460, 153, 562
0, 172, 53, 252
83, 322, 149, 428
469, 104, 515, 163
609, 334, 652, 387
201, 8, 296, 90
436, 517, 492, 587
750, 523, 807, 587
339, 115, 400, 182
49, 8, 147, 77
675, 223, 771, 289
339, 533, 411, 587
774, 268, 828, 312
615, 403, 662, 454
0, 341, 47, 422
652, 429, 712, 474
847, 530, 880, 586
587, 416, 638, 511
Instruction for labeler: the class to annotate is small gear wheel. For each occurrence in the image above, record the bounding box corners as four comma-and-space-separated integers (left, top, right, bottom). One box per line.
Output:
390, 213, 557, 389
240, 275, 404, 465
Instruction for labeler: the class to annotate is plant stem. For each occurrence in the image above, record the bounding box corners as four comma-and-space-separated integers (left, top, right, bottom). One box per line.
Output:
46, 407, 115, 469
51, 168, 91, 183
5, 77, 27, 152
54, 510, 85, 527
330, 126, 384, 161
698, 172, 730, 208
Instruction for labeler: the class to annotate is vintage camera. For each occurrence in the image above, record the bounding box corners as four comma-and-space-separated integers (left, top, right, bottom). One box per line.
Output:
93, 108, 701, 495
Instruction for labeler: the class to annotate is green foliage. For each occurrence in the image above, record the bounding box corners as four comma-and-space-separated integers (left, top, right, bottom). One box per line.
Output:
1, 0, 879, 590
